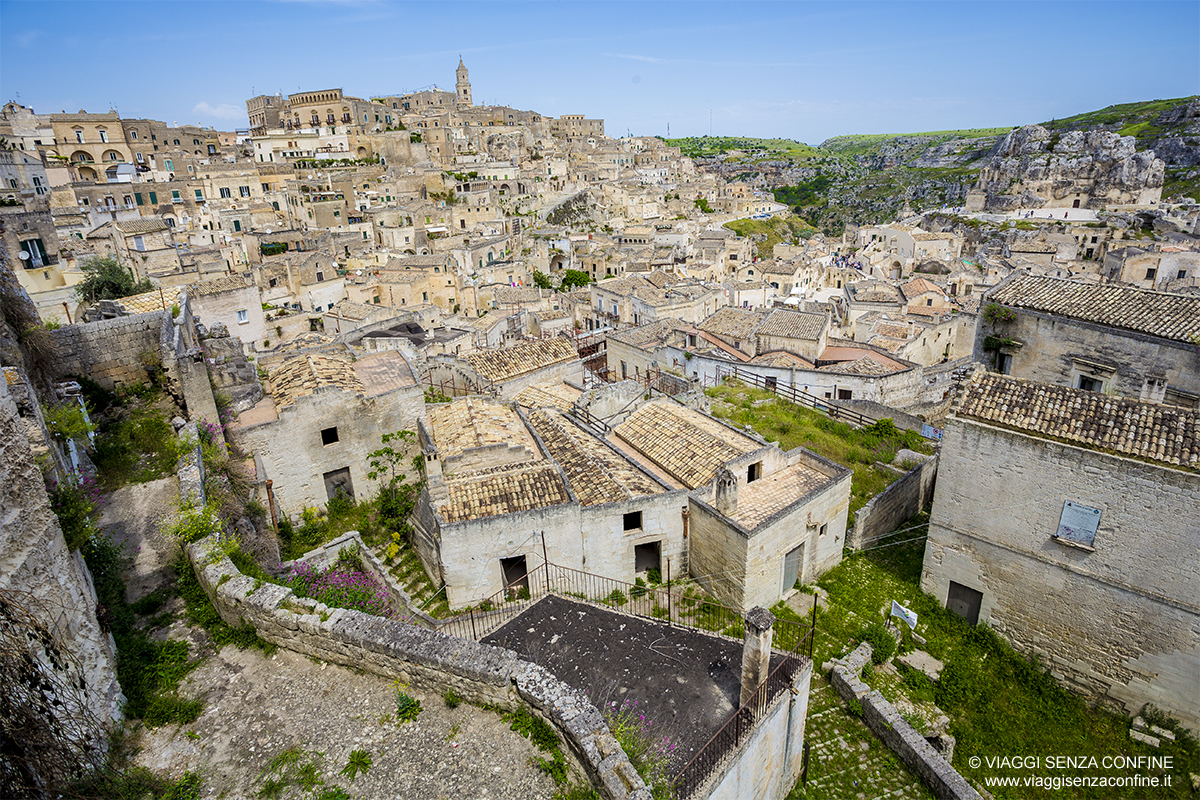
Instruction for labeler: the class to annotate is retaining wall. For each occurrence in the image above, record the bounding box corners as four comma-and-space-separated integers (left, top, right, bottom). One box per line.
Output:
847, 453, 938, 551
185, 534, 651, 800
827, 643, 980, 800
52, 311, 170, 390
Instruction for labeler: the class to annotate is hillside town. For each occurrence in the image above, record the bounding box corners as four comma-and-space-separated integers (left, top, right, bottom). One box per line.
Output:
0, 60, 1197, 800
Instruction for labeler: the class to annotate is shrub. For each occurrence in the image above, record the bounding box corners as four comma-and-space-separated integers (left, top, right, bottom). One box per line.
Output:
325, 489, 354, 518
646, 568, 662, 585
602, 698, 674, 796
287, 559, 393, 618
860, 621, 897, 665
47, 476, 103, 550
631, 577, 648, 599
606, 589, 627, 606
442, 689, 463, 709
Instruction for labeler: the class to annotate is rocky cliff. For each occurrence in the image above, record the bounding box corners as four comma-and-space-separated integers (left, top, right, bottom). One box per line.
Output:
974, 125, 1164, 211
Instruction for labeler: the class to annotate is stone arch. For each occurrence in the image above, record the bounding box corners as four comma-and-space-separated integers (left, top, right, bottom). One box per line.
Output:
102, 150, 121, 162
71, 150, 92, 163
356, 146, 368, 157
78, 166, 97, 181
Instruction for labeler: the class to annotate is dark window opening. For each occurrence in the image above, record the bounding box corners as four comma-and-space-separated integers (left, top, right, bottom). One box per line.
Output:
747, 462, 762, 483
1077, 376, 1101, 392
501, 556, 528, 594
1145, 268, 1156, 280
321, 426, 339, 445
997, 353, 1012, 375
623, 511, 642, 531
634, 541, 661, 574
837, 389, 853, 400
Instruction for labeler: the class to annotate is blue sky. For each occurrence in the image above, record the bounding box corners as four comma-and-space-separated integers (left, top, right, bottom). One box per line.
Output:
1, 1, 1197, 144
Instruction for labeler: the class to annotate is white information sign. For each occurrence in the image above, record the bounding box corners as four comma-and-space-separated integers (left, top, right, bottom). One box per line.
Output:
890, 600, 918, 630
1056, 500, 1102, 547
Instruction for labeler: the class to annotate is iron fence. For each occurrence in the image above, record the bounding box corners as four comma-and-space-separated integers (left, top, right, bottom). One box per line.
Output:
672, 646, 808, 798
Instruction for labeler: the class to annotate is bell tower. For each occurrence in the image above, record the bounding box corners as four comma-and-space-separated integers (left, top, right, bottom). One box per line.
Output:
456, 57, 473, 108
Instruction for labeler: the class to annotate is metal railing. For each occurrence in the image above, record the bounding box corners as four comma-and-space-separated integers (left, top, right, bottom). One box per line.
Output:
719, 366, 878, 428
672, 645, 808, 798
428, 557, 814, 658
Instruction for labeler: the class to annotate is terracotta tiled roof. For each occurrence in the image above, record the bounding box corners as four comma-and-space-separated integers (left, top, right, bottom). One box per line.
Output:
817, 355, 900, 375
989, 275, 1200, 342
513, 383, 579, 413
440, 462, 571, 522
426, 397, 536, 460
269, 354, 364, 409
756, 308, 826, 341
466, 337, 578, 383
528, 409, 662, 505
900, 278, 943, 299
956, 372, 1200, 469
190, 274, 251, 296
749, 351, 815, 368
697, 308, 767, 341
609, 319, 681, 349
115, 218, 169, 235
613, 401, 760, 489
115, 286, 180, 314
757, 259, 802, 276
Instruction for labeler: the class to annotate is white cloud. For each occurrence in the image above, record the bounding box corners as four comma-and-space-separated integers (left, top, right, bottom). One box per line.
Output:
192, 102, 244, 121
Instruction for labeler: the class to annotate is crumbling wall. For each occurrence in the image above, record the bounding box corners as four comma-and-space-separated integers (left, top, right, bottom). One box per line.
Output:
848, 453, 938, 551
185, 534, 652, 800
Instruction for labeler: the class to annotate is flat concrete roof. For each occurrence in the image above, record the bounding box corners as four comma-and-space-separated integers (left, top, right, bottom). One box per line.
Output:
483, 594, 784, 774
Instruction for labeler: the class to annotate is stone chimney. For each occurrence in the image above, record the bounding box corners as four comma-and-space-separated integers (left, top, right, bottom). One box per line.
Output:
740, 606, 776, 707
714, 467, 737, 517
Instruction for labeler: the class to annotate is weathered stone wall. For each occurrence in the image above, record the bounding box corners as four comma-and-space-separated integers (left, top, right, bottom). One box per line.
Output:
185, 535, 652, 800
0, 376, 124, 750
705, 660, 812, 800
975, 303, 1200, 401
923, 416, 1200, 731
580, 492, 688, 583
687, 499, 750, 608
848, 453, 938, 551
51, 310, 170, 390
827, 643, 980, 800
232, 381, 424, 517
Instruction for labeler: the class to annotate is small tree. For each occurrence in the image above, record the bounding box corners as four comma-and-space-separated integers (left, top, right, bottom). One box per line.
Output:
367, 430, 420, 526
532, 271, 552, 290
75, 256, 153, 303
559, 269, 592, 290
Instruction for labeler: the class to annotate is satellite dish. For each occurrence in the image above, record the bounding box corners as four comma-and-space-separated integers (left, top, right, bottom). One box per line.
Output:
355, 269, 362, 276
18, 251, 29, 260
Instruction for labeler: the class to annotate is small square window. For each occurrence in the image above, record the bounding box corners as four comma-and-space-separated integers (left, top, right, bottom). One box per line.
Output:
747, 462, 762, 482
623, 511, 642, 531
321, 427, 339, 445
819, 523, 828, 538
1145, 268, 1157, 280
236, 309, 248, 323
1077, 376, 1101, 392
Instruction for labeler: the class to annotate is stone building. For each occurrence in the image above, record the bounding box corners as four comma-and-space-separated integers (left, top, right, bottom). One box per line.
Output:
229, 350, 423, 515
922, 372, 1199, 731
412, 396, 687, 608
608, 400, 853, 610
187, 274, 266, 349
426, 336, 582, 398
977, 273, 1200, 408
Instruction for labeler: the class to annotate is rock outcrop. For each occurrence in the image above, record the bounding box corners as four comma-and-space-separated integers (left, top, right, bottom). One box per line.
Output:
974, 125, 1164, 210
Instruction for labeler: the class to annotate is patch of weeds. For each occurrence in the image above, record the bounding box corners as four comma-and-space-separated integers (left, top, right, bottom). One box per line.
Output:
446, 722, 461, 741
81, 534, 203, 727
605, 588, 627, 606
860, 622, 897, 664
92, 399, 184, 490
256, 745, 345, 799
443, 689, 464, 709
603, 698, 675, 798
339, 749, 372, 783
631, 577, 648, 599
847, 698, 863, 717
174, 555, 275, 654
396, 685, 423, 723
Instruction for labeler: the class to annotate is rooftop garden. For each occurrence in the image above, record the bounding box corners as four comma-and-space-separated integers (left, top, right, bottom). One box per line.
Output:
706, 380, 933, 524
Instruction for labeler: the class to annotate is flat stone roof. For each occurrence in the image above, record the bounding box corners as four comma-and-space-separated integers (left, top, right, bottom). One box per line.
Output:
483, 595, 782, 775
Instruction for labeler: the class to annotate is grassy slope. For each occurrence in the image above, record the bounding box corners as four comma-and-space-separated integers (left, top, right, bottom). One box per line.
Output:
818, 127, 1011, 159
723, 216, 818, 259
1039, 96, 1198, 140
775, 517, 1200, 799
706, 382, 931, 524
664, 135, 824, 162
